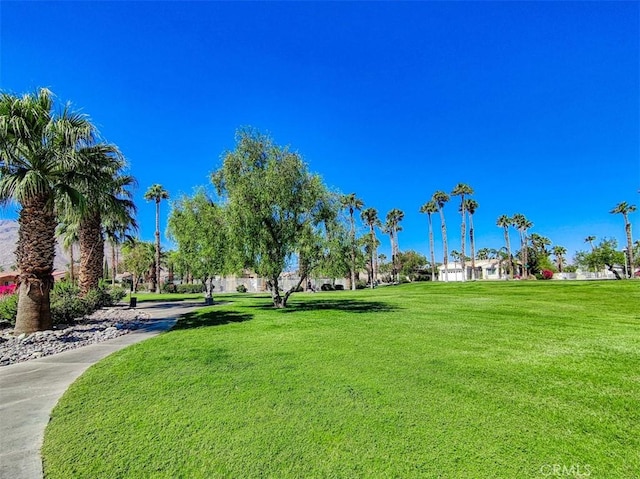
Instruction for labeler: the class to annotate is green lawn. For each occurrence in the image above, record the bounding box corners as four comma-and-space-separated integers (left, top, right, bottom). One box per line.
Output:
43, 281, 640, 478
130, 292, 207, 303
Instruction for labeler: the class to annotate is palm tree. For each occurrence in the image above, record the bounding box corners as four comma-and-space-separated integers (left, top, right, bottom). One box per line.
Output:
476, 247, 490, 261
610, 202, 636, 277
512, 213, 532, 278
419, 200, 439, 281
144, 184, 169, 293
0, 88, 94, 333
340, 193, 364, 290
451, 183, 473, 281
360, 207, 380, 288
104, 212, 137, 286
385, 209, 404, 283
552, 245, 567, 273
464, 198, 478, 280
496, 215, 513, 279
68, 144, 137, 294
432, 191, 450, 281
584, 235, 596, 252
56, 220, 79, 284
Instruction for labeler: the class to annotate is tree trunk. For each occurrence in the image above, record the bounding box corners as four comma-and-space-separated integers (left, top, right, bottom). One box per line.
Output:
469, 214, 476, 280
428, 215, 436, 281
625, 216, 634, 278
155, 200, 161, 293
439, 208, 448, 282
504, 227, 513, 279
460, 204, 466, 282
69, 244, 75, 284
111, 243, 117, 286
14, 195, 56, 334
270, 276, 285, 308
79, 212, 104, 295
350, 211, 356, 291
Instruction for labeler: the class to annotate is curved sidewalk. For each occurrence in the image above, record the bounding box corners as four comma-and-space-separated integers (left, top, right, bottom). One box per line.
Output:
0, 301, 202, 479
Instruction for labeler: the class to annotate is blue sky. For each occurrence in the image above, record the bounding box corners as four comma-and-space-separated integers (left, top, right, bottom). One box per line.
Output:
1, 1, 638, 263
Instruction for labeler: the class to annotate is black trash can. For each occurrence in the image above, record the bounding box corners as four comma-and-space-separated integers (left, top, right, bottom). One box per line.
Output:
129, 297, 137, 308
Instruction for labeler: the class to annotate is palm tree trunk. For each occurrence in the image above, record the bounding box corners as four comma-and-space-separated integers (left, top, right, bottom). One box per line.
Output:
349, 211, 356, 290
624, 215, 634, 278
469, 214, 476, 280
111, 243, 117, 285
155, 200, 161, 293
428, 214, 436, 281
503, 227, 513, 279
79, 212, 104, 295
69, 245, 75, 284
439, 209, 448, 282
14, 195, 56, 334
460, 207, 466, 282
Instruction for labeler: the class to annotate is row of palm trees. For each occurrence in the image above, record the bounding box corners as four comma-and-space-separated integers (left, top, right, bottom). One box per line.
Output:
0, 89, 137, 333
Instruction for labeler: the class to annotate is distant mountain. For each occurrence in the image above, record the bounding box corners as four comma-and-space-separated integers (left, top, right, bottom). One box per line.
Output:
0, 220, 70, 272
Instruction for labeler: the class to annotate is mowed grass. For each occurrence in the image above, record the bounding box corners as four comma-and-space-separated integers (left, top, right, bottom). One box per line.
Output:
43, 281, 640, 478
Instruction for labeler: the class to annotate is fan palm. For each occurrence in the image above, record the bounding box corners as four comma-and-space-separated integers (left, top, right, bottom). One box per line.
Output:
419, 200, 439, 281
512, 213, 533, 278
432, 191, 450, 281
552, 245, 567, 273
0, 88, 95, 333
385, 208, 404, 283
340, 193, 364, 290
360, 207, 380, 288
463, 198, 478, 280
56, 219, 79, 284
584, 235, 596, 252
496, 215, 513, 279
451, 183, 473, 281
144, 184, 169, 293
610, 202, 636, 278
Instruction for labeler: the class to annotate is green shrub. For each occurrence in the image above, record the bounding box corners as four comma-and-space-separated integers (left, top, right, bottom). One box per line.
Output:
51, 295, 89, 325
0, 293, 18, 327
321, 283, 334, 291
176, 283, 205, 294
236, 284, 248, 293
161, 282, 177, 293
355, 280, 367, 289
108, 286, 127, 303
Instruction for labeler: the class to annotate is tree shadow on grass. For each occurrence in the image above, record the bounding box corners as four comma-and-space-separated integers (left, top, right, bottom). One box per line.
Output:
172, 310, 253, 330
248, 299, 401, 314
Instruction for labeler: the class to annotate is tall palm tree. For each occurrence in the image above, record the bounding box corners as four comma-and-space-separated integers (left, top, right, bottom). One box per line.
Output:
584, 235, 596, 252
419, 200, 439, 281
610, 201, 636, 277
512, 213, 532, 278
476, 247, 490, 261
360, 207, 380, 289
464, 198, 478, 280
56, 220, 79, 284
432, 191, 450, 281
67, 144, 137, 294
0, 88, 95, 333
144, 184, 169, 293
340, 193, 364, 290
451, 183, 473, 281
104, 212, 137, 286
552, 245, 567, 273
385, 209, 404, 282
496, 215, 513, 279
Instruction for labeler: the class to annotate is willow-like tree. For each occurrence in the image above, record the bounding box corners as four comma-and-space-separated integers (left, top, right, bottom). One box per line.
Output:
432, 191, 450, 282
167, 189, 228, 301
341, 193, 364, 290
451, 183, 473, 281
212, 128, 332, 308
0, 88, 94, 333
144, 184, 169, 293
610, 201, 636, 278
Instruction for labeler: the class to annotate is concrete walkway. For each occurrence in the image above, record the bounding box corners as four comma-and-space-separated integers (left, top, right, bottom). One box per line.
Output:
0, 301, 203, 479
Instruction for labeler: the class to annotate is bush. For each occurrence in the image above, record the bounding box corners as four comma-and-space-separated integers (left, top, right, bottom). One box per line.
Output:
355, 280, 367, 290
236, 284, 247, 293
320, 283, 334, 291
0, 293, 18, 327
176, 283, 205, 294
161, 282, 177, 293
108, 286, 127, 303
541, 269, 554, 280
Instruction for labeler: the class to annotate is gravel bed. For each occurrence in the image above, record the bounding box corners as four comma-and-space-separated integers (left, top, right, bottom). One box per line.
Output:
0, 307, 153, 366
